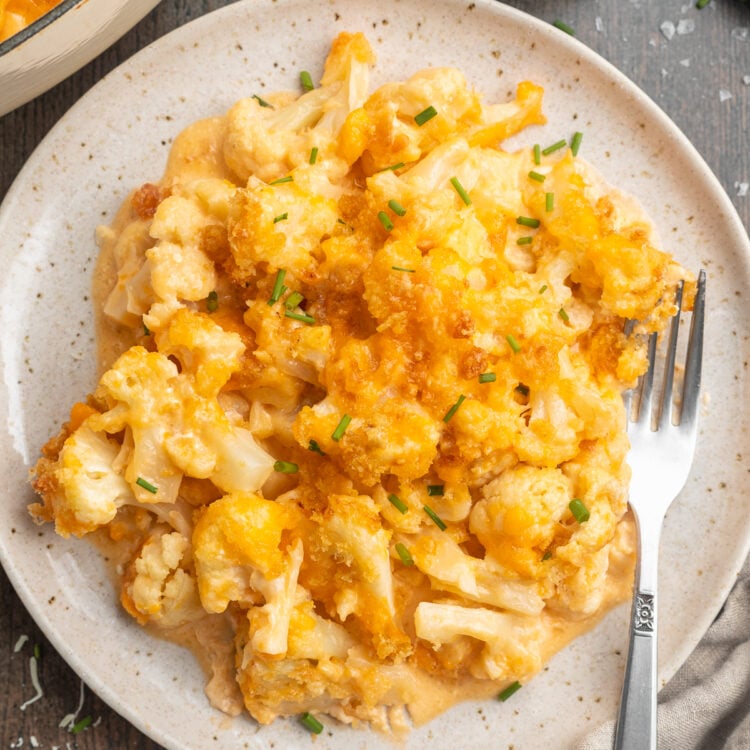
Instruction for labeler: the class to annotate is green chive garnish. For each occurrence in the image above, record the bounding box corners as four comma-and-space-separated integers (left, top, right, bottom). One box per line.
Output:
498, 681, 522, 702
545, 192, 554, 212
506, 334, 522, 353
300, 70, 314, 91
308, 439, 326, 455
478, 372, 496, 383
392, 266, 416, 273
516, 216, 540, 228
515, 383, 530, 396
206, 290, 218, 312
252, 94, 273, 108
274, 460, 299, 474
388, 199, 407, 216
450, 176, 472, 206
528, 171, 546, 183
379, 162, 406, 172
268, 268, 287, 305
696, 0, 710, 7
309, 146, 318, 164
423, 505, 447, 531
427, 484, 445, 496
533, 143, 541, 165
143, 322, 151, 336
517, 236, 533, 245
71, 716, 94, 734
553, 19, 575, 35
395, 542, 414, 566
378, 211, 394, 231
443, 394, 466, 423
542, 139, 567, 156
388, 493, 409, 514
273, 212, 289, 224
542, 550, 553, 561
569, 498, 590, 523
558, 307, 570, 322
136, 477, 158, 494
300, 712, 323, 734
571, 131, 583, 156
539, 284, 548, 294
284, 310, 315, 324
331, 414, 352, 441
414, 105, 438, 126
33, 644, 41, 660
284, 291, 305, 309
269, 175, 293, 185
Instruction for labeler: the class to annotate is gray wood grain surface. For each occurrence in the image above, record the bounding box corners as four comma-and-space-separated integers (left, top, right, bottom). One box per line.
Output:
1, 1, 748, 748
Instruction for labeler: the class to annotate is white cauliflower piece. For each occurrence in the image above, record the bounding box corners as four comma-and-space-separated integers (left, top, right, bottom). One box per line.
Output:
414, 601, 543, 682
121, 528, 203, 628
223, 31, 375, 184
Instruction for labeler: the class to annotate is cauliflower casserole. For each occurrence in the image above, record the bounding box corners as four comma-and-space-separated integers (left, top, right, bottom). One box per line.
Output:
31, 33, 691, 735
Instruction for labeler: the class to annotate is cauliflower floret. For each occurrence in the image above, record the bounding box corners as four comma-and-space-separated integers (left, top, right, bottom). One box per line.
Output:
121, 528, 203, 628
223, 32, 375, 184
414, 601, 543, 682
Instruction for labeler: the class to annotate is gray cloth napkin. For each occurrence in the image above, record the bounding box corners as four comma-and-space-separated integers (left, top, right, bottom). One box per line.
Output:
578, 554, 750, 750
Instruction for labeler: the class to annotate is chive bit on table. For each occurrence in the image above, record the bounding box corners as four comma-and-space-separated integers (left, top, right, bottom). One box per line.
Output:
300, 712, 324, 734
71, 716, 94, 735
553, 19, 576, 36
300, 70, 314, 91
571, 130, 584, 156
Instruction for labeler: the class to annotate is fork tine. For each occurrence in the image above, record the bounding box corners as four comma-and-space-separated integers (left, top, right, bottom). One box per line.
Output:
656, 281, 684, 429
679, 269, 706, 426
636, 331, 658, 426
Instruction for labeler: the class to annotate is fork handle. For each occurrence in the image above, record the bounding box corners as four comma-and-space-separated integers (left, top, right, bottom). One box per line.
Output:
614, 517, 660, 750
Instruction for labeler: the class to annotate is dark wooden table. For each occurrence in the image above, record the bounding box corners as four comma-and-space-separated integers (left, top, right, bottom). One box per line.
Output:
1, 1, 748, 748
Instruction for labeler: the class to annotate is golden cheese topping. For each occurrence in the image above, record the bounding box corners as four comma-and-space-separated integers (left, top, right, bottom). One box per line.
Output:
30, 32, 691, 735
0, 0, 62, 43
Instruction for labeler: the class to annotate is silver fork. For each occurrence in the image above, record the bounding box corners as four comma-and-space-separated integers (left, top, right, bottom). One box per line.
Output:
613, 269, 706, 750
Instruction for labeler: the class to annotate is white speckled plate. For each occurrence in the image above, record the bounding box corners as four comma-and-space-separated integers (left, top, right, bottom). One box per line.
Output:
1, 1, 749, 748
0, 0, 162, 117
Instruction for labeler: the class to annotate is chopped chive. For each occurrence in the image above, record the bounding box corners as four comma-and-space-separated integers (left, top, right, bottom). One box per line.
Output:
569, 498, 590, 523
516, 216, 540, 228
506, 334, 522, 353
378, 211, 394, 231
388, 199, 407, 216
71, 716, 94, 735
558, 307, 570, 322
515, 383, 530, 396
395, 542, 414, 566
443, 394, 467, 423
392, 266, 416, 273
545, 192, 555, 212
267, 269, 287, 305
269, 175, 294, 185
553, 19, 576, 36
423, 504, 447, 531
528, 170, 546, 183
570, 131, 584, 156
696, 0, 710, 7
450, 176, 472, 206
379, 161, 406, 172
538, 284, 548, 294
331, 414, 352, 441
388, 493, 409, 514
533, 143, 541, 165
284, 310, 316, 325
274, 460, 299, 474
478, 372, 497, 383
252, 94, 273, 108
542, 550, 553, 561
136, 477, 158, 494
273, 212, 289, 224
206, 291, 218, 312
517, 236, 533, 246
300, 70, 314, 91
300, 712, 323, 734
308, 439, 326, 456
309, 146, 318, 165
284, 291, 305, 310
143, 322, 151, 336
542, 139, 567, 156
498, 681, 522, 702
33, 644, 41, 660
427, 484, 445, 496
414, 105, 438, 126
